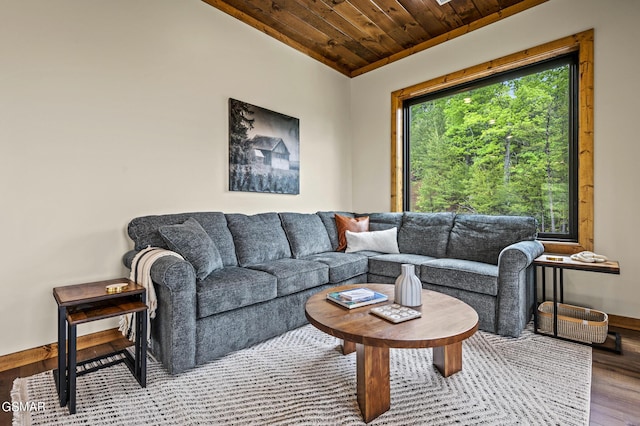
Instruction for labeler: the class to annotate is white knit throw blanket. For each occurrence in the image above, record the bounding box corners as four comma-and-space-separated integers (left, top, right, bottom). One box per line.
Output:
119, 246, 184, 342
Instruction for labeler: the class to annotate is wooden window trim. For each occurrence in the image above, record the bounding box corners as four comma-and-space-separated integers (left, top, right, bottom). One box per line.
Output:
391, 30, 594, 254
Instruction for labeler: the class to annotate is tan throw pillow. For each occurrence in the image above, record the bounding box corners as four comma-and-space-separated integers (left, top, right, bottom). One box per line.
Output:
335, 214, 369, 251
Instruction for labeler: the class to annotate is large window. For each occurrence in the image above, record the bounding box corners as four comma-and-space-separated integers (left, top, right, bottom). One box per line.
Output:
405, 55, 577, 241
391, 30, 594, 254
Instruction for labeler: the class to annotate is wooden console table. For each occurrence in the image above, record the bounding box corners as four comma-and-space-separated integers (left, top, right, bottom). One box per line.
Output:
53, 278, 147, 414
533, 254, 621, 352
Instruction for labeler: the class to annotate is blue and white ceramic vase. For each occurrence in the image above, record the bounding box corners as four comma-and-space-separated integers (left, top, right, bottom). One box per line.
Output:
395, 264, 422, 307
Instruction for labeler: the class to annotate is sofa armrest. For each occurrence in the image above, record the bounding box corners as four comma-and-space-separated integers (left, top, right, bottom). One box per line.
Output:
496, 240, 545, 336
124, 251, 197, 374
122, 250, 137, 269
499, 240, 545, 269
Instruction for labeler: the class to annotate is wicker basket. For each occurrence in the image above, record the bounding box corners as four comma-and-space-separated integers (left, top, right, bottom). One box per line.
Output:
537, 301, 608, 344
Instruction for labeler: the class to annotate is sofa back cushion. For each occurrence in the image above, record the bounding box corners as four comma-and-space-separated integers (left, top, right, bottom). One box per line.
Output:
127, 212, 238, 267
446, 214, 538, 265
398, 212, 455, 258
357, 212, 403, 232
279, 213, 332, 258
226, 213, 292, 266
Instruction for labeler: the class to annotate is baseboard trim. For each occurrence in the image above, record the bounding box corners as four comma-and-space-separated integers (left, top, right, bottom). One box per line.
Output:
0, 328, 123, 373
608, 314, 640, 332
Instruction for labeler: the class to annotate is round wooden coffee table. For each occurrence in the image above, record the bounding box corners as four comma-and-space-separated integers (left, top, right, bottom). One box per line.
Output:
305, 283, 478, 422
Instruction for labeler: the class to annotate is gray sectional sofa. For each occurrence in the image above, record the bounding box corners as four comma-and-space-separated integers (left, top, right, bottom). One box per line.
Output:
123, 211, 544, 374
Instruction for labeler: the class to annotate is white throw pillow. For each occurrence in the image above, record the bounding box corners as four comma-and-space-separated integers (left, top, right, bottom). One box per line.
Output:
345, 227, 400, 254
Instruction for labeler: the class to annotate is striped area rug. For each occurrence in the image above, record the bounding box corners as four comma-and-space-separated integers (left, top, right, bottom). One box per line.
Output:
12, 324, 591, 425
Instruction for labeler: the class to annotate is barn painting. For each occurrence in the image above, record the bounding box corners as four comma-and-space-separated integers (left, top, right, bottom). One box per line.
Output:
250, 135, 290, 170
229, 98, 300, 194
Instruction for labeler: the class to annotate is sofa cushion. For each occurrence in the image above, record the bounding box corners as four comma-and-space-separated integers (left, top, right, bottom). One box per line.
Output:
302, 252, 369, 283
368, 253, 435, 280
421, 258, 498, 296
226, 213, 292, 267
279, 213, 332, 258
196, 267, 277, 318
316, 211, 354, 251
398, 212, 455, 258
346, 228, 399, 254
128, 212, 238, 267
421, 281, 497, 333
336, 214, 370, 251
447, 215, 537, 265
356, 212, 403, 231
248, 258, 329, 296
158, 218, 223, 280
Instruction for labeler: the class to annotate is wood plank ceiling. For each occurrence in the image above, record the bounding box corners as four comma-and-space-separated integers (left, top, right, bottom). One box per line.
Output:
202, 0, 547, 77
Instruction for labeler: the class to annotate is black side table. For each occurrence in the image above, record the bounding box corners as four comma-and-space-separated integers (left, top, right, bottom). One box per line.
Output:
53, 278, 147, 414
533, 254, 621, 353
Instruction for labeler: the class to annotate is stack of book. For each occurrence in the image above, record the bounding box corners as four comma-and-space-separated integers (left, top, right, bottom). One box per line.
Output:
326, 288, 388, 309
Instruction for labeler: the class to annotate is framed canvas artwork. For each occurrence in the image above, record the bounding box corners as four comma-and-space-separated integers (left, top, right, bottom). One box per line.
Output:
229, 98, 300, 194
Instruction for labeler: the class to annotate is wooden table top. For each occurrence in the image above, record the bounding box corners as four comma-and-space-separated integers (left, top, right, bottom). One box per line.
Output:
534, 254, 620, 274
53, 278, 145, 306
305, 284, 479, 349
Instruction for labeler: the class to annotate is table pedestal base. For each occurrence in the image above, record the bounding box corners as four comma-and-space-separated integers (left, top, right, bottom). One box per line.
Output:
356, 344, 390, 423
344, 339, 465, 422
433, 342, 462, 377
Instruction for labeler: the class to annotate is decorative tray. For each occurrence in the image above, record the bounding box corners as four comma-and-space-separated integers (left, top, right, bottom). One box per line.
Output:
370, 304, 422, 323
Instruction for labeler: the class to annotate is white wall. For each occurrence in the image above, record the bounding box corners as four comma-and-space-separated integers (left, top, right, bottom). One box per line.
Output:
350, 0, 640, 318
0, 0, 352, 356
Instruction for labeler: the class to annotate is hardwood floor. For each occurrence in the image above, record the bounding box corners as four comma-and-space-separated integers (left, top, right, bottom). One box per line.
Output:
1, 327, 638, 426
0, 339, 131, 426
590, 326, 640, 426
